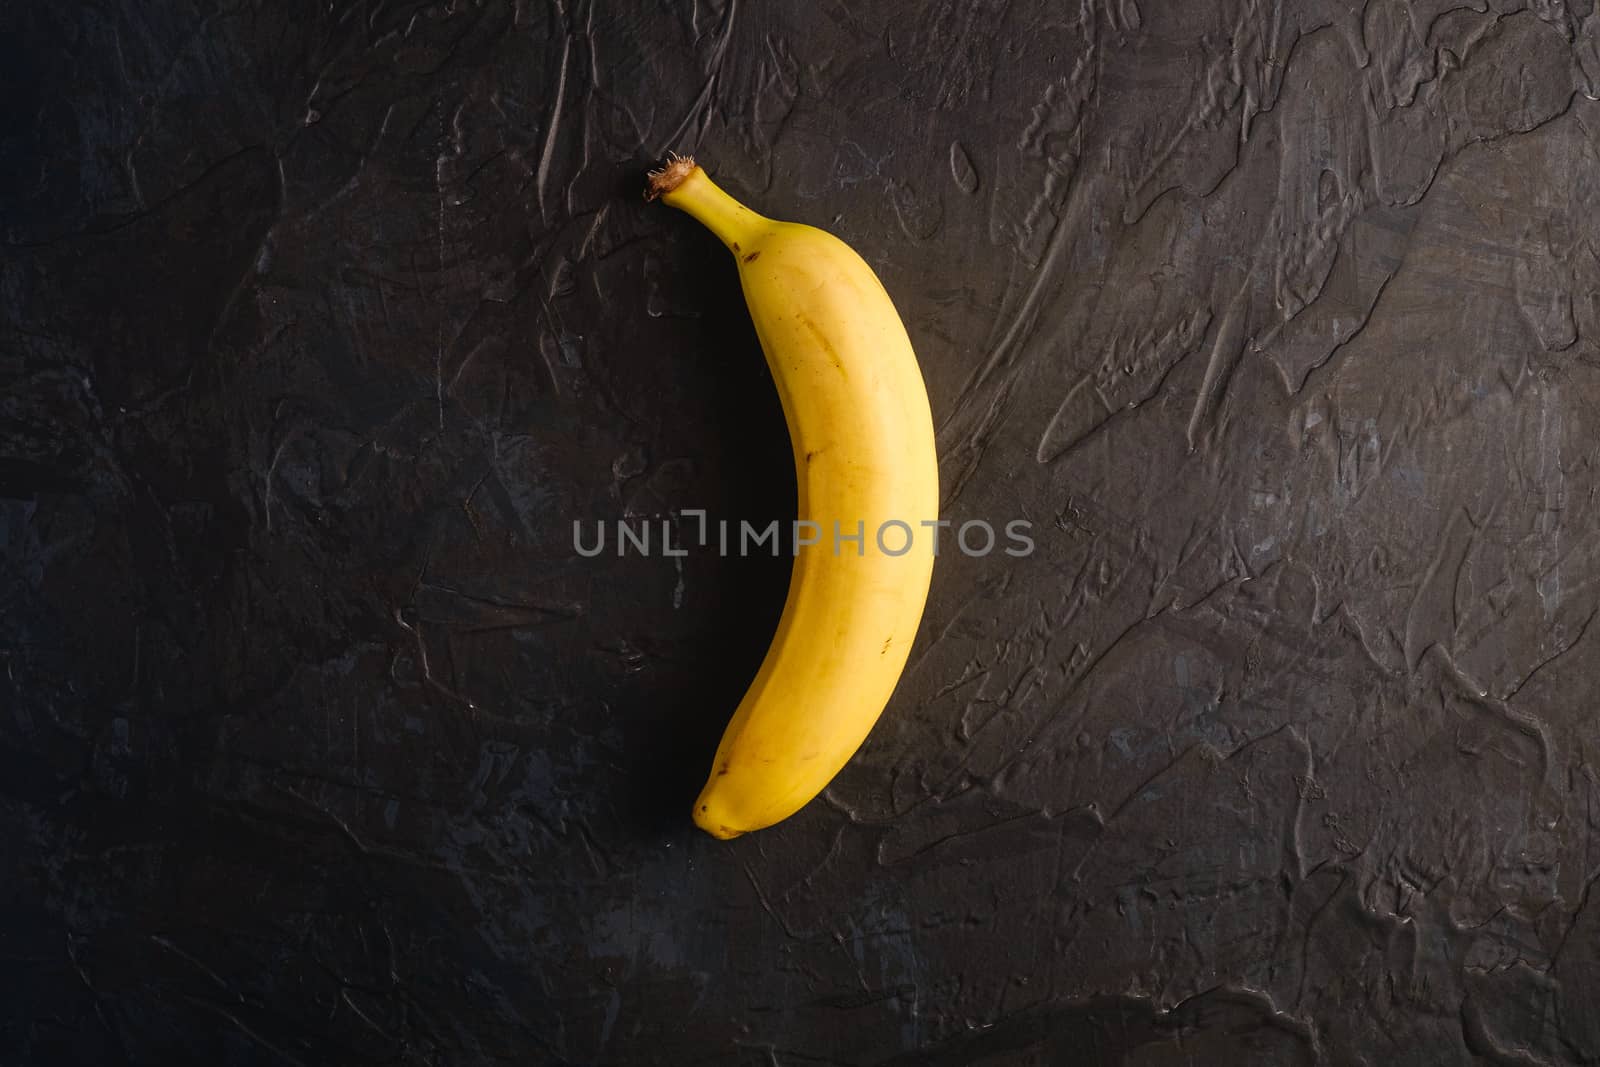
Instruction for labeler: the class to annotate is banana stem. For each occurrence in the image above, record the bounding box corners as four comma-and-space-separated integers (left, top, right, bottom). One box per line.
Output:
646, 155, 769, 253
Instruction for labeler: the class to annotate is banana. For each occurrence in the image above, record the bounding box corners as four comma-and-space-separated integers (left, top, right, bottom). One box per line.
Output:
647, 155, 939, 839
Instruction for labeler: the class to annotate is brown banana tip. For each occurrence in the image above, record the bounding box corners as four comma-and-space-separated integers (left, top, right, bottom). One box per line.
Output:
645, 152, 697, 201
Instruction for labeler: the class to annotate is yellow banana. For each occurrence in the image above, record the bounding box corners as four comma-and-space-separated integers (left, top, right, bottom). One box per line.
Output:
647, 155, 939, 839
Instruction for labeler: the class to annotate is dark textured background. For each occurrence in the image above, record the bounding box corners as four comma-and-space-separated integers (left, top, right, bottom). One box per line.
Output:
6, 1, 1600, 1064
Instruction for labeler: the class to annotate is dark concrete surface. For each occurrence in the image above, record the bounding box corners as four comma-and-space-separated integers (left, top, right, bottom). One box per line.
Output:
6, 1, 1600, 1064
